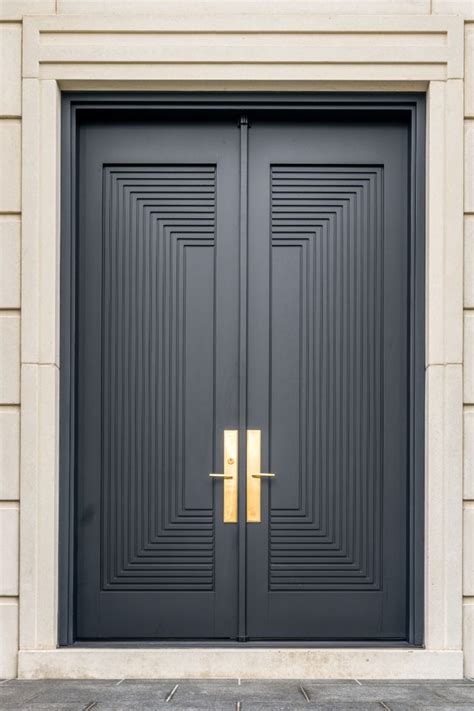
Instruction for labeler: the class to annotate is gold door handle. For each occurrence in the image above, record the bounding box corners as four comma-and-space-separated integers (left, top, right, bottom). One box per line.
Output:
247, 429, 275, 523
209, 429, 238, 523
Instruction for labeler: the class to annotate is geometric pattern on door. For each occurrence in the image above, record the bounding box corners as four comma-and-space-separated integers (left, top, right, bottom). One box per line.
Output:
101, 165, 217, 592
269, 166, 384, 591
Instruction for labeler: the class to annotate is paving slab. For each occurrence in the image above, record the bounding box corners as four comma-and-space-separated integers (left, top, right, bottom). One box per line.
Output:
96, 704, 379, 711
172, 679, 304, 703
387, 705, 474, 711
2, 706, 83, 711
24, 682, 177, 706
0, 683, 46, 706
302, 682, 446, 704
243, 704, 384, 711
361, 678, 474, 685
0, 679, 472, 710
432, 684, 474, 702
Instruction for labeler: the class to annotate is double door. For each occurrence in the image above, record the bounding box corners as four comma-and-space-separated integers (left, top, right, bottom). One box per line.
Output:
75, 110, 411, 641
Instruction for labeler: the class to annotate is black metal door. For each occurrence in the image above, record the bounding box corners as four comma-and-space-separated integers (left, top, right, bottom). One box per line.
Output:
246, 119, 410, 640
75, 118, 241, 639
74, 109, 415, 641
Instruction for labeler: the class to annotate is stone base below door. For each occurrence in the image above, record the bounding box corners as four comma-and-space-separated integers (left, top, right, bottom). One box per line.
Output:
18, 648, 463, 680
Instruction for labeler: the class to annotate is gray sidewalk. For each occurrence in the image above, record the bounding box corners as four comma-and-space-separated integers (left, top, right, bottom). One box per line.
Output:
0, 678, 473, 710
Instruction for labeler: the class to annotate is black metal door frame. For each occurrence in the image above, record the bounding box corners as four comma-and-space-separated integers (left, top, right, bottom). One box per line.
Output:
59, 92, 425, 647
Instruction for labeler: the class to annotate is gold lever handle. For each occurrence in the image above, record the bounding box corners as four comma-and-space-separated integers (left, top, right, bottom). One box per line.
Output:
247, 430, 275, 522
209, 430, 238, 523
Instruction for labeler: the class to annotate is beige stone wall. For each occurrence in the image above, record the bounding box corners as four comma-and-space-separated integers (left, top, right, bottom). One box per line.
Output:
0, 11, 22, 679
464, 5, 474, 683
0, 0, 472, 679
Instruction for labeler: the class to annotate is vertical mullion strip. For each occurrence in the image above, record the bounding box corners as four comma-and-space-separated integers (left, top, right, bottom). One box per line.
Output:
238, 115, 249, 640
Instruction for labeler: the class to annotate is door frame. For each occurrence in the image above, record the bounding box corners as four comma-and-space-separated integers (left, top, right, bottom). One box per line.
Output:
58, 92, 425, 647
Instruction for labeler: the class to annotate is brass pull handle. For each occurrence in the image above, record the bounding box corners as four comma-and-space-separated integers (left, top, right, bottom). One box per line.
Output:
209, 430, 238, 523
247, 430, 275, 522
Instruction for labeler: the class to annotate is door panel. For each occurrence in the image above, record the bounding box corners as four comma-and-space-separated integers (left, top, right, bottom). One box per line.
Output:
246, 121, 409, 639
75, 120, 240, 639
74, 112, 415, 642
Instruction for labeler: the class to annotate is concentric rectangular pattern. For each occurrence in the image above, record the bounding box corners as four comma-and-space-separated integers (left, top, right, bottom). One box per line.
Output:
270, 166, 383, 591
101, 165, 216, 592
